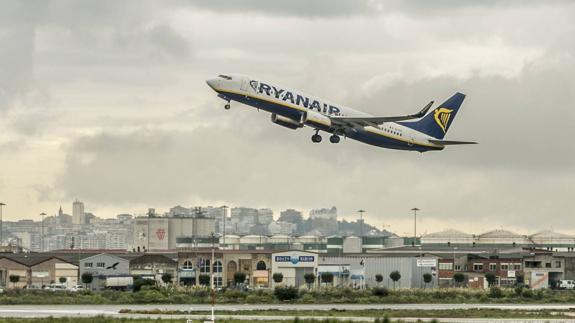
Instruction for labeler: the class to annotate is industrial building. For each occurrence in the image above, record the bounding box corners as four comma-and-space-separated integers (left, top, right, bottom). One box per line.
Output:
132, 215, 215, 251
422, 229, 575, 251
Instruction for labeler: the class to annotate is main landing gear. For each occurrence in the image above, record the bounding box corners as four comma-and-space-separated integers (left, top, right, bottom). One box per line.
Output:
311, 130, 341, 144
311, 132, 322, 143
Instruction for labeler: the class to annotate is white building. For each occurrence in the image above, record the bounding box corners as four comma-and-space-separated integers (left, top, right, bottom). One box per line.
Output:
72, 200, 85, 226
268, 221, 296, 235
271, 251, 318, 287
309, 207, 337, 220
258, 209, 274, 225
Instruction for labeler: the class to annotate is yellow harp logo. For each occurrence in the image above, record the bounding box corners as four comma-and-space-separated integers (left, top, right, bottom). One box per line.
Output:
434, 108, 453, 134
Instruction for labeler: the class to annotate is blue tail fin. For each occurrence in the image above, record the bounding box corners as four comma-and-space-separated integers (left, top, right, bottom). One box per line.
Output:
400, 92, 466, 139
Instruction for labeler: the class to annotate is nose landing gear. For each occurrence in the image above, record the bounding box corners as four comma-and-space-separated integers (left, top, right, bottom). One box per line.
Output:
224, 102, 231, 110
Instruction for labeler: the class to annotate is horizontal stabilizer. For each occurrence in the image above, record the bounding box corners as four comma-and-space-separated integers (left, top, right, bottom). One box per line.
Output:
429, 140, 478, 146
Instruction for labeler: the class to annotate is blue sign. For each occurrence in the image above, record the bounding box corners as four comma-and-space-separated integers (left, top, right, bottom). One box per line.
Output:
275, 255, 315, 264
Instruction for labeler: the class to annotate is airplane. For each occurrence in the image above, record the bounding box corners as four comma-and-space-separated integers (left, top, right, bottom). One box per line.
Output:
206, 74, 476, 152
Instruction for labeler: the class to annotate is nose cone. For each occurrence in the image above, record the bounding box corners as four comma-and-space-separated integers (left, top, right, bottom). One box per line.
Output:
206, 78, 220, 90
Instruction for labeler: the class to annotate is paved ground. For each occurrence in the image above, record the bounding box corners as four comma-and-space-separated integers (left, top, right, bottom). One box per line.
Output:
0, 304, 575, 322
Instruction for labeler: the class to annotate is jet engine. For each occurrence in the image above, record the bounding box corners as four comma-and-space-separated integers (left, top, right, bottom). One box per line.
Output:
271, 114, 302, 130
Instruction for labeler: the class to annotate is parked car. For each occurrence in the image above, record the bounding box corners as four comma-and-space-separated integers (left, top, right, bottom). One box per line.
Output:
69, 285, 84, 292
25, 285, 42, 290
46, 283, 67, 291
558, 280, 575, 290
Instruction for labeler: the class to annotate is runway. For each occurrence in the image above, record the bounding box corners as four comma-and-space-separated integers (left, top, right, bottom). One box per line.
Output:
0, 303, 574, 322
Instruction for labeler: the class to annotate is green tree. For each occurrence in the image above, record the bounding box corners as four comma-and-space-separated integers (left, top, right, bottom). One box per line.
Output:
320, 272, 334, 285
304, 273, 315, 289
161, 273, 172, 285
133, 277, 155, 292
81, 272, 93, 289
9, 275, 19, 288
198, 274, 211, 286
272, 272, 284, 284
389, 271, 401, 289
234, 272, 247, 286
423, 273, 432, 289
485, 273, 497, 287
375, 274, 383, 285
59, 277, 67, 284
453, 272, 465, 287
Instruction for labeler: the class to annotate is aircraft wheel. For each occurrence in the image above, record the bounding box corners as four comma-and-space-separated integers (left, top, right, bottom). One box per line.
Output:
224, 104, 231, 110
329, 135, 340, 143
311, 134, 322, 143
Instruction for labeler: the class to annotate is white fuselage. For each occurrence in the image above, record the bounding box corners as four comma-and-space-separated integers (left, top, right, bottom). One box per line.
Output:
206, 74, 443, 152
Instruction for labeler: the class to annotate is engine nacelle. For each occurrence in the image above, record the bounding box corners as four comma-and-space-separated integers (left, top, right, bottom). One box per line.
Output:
271, 114, 302, 130
302, 110, 332, 129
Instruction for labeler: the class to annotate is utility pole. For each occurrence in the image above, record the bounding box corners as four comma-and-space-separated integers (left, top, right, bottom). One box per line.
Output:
40, 212, 46, 252
411, 208, 420, 246
357, 210, 366, 237
0, 203, 5, 247
221, 205, 228, 249
210, 232, 216, 323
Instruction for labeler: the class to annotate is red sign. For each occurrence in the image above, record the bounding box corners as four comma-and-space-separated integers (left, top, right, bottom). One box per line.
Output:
156, 229, 166, 240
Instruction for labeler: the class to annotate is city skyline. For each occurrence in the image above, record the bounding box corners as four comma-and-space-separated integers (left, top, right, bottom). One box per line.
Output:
1, 200, 574, 239
1, 1, 574, 236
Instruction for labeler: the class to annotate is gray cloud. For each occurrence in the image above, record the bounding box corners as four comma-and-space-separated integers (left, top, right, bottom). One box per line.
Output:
3, 0, 575, 235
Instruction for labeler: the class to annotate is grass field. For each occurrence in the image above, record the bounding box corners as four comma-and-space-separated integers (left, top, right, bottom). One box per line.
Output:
0, 286, 574, 305
118, 307, 574, 319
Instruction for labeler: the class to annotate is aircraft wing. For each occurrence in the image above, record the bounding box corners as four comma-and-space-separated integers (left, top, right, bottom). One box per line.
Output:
330, 101, 434, 128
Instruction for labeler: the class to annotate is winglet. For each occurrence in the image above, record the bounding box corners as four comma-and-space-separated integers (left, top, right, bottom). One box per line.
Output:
418, 101, 434, 117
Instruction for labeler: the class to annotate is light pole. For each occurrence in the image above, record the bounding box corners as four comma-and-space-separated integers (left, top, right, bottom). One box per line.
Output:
411, 208, 420, 246
210, 232, 216, 322
357, 210, 366, 237
40, 212, 46, 252
0, 203, 5, 246
221, 205, 228, 249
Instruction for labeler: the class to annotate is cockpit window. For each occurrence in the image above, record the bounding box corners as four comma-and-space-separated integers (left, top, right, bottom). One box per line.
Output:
218, 75, 232, 80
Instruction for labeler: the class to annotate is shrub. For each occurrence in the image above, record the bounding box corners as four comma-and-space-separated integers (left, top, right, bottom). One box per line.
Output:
423, 273, 432, 288
9, 275, 19, 288
161, 273, 172, 285
81, 273, 93, 285
304, 273, 315, 289
389, 271, 401, 289
198, 274, 211, 286
133, 278, 155, 292
274, 286, 299, 301
375, 274, 383, 284
59, 277, 67, 284
522, 288, 533, 298
273, 273, 284, 283
453, 273, 465, 287
372, 287, 389, 297
488, 286, 503, 298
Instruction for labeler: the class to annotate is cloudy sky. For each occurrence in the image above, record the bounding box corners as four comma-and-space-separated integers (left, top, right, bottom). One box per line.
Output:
1, 0, 574, 236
